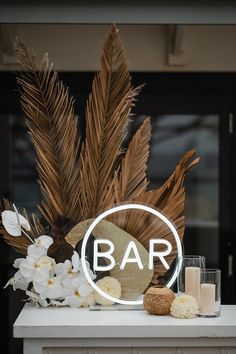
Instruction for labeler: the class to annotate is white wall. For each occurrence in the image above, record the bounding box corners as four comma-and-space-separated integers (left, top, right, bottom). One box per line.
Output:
1, 24, 236, 72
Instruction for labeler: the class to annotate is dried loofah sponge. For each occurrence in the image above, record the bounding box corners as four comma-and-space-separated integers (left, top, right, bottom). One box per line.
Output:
82, 292, 96, 308
95, 276, 122, 305
143, 287, 175, 315
170, 294, 199, 319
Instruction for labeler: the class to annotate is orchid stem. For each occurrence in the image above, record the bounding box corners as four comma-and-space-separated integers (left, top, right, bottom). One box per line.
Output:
21, 228, 35, 244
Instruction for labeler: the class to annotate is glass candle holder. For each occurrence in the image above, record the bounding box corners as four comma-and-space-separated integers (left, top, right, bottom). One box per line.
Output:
177, 255, 205, 305
199, 269, 221, 317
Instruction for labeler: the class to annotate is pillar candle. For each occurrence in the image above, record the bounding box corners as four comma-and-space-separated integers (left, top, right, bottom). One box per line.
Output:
200, 283, 216, 316
185, 266, 200, 303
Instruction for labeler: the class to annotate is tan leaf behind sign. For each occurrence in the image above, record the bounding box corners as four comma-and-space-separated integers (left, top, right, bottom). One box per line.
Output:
66, 219, 154, 300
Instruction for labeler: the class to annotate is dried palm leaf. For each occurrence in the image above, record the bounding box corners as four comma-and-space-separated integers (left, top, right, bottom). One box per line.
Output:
78, 24, 139, 220
15, 39, 81, 224
115, 117, 151, 201
21, 208, 44, 237
110, 149, 200, 285
0, 226, 29, 255
107, 117, 151, 227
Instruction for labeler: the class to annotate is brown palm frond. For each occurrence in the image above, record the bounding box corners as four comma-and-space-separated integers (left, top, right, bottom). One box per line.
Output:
21, 209, 44, 237
15, 39, 81, 224
110, 149, 199, 284
108, 117, 151, 227
136, 150, 199, 284
139, 149, 200, 210
78, 24, 139, 220
0, 226, 29, 255
115, 117, 151, 202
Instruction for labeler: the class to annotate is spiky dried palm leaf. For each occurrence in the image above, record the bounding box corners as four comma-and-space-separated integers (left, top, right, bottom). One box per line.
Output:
115, 117, 151, 201
107, 117, 152, 226
15, 39, 81, 224
78, 24, 139, 220
110, 149, 199, 285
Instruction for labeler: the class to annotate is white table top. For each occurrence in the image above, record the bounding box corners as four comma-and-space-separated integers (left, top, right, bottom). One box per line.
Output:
14, 304, 236, 339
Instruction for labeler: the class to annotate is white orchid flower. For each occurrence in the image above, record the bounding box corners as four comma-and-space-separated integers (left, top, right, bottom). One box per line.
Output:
27, 244, 47, 258
13, 258, 24, 268
55, 260, 75, 279
38, 256, 55, 272
19, 256, 51, 283
71, 252, 96, 282
78, 265, 97, 282
26, 290, 48, 307
27, 235, 53, 258
61, 281, 94, 308
55, 251, 96, 293
33, 276, 63, 300
35, 235, 53, 249
73, 253, 95, 276
50, 299, 63, 307
71, 251, 80, 272
4, 270, 29, 291
55, 263, 79, 293
62, 266, 95, 292
55, 251, 80, 278
1, 210, 31, 236
76, 258, 97, 283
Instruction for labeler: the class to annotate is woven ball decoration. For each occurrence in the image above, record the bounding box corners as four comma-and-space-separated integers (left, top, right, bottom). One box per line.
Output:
143, 287, 175, 315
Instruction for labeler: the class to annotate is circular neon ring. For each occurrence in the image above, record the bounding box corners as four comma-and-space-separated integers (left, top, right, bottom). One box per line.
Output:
81, 203, 183, 305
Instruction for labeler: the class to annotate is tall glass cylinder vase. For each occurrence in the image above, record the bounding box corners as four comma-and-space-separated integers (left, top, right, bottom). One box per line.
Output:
199, 269, 221, 317
177, 255, 205, 305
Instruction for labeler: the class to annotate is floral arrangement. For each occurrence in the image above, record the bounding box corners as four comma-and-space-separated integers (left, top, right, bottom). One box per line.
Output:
3, 208, 121, 307
0, 24, 199, 307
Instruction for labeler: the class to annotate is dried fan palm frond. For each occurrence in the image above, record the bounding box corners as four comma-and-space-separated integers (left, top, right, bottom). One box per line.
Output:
110, 149, 199, 285
78, 24, 139, 220
138, 150, 199, 210
15, 39, 81, 224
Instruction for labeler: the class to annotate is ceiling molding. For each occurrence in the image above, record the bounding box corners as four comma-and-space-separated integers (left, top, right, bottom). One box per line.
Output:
1, 1, 236, 24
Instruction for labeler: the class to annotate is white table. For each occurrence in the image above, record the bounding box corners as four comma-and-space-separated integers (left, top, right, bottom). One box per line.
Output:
14, 304, 236, 354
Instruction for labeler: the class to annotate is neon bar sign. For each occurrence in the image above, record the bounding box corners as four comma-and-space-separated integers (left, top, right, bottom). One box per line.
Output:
81, 203, 183, 305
